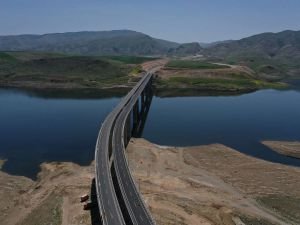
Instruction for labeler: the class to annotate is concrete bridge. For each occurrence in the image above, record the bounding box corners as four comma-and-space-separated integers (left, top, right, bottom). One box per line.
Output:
95, 71, 156, 225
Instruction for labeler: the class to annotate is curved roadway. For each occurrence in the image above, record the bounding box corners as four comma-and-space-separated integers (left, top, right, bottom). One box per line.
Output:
113, 74, 155, 225
95, 71, 156, 225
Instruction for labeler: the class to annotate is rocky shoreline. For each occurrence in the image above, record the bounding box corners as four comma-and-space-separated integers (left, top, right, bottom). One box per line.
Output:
263, 141, 300, 159
1, 139, 300, 225
127, 139, 300, 225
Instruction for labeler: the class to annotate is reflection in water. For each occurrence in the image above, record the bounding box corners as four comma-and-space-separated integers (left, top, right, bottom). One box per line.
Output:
0, 88, 122, 179
154, 87, 253, 98
0, 87, 128, 99
142, 89, 300, 168
1, 87, 300, 179
132, 88, 153, 138
284, 78, 300, 91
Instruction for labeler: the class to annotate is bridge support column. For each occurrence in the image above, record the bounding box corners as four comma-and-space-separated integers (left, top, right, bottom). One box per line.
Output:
146, 84, 151, 104
141, 90, 146, 110
144, 80, 152, 107
133, 101, 139, 131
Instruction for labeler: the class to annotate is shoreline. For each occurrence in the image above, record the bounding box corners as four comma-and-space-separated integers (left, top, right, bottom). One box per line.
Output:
263, 141, 300, 159
0, 82, 135, 91
0, 83, 290, 99
0, 159, 6, 170
0, 161, 94, 225
1, 139, 300, 224
127, 138, 300, 225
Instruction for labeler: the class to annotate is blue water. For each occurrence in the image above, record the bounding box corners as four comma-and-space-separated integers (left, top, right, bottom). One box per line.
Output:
143, 89, 300, 167
1, 88, 300, 178
0, 88, 120, 178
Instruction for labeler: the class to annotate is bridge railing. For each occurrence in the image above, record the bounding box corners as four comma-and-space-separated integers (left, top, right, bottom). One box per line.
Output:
95, 73, 155, 225
113, 75, 156, 225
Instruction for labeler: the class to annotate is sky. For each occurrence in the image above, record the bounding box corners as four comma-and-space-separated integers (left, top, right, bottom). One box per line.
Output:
0, 0, 300, 43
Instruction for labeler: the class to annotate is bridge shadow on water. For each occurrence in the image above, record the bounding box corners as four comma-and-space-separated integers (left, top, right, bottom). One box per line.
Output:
132, 89, 153, 138
90, 84, 153, 224
90, 178, 103, 225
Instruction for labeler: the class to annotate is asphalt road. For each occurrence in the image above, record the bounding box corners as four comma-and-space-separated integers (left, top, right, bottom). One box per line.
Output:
95, 72, 155, 225
113, 74, 155, 225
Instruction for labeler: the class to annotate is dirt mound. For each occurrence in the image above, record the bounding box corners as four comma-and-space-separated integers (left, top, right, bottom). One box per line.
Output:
127, 138, 300, 225
0, 161, 94, 225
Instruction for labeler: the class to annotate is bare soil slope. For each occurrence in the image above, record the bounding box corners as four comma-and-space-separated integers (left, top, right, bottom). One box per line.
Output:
157, 64, 256, 80
1, 138, 300, 225
263, 141, 300, 159
127, 138, 300, 225
0, 161, 94, 225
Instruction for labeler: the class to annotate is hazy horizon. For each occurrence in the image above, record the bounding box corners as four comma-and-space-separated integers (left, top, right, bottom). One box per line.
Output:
0, 28, 299, 44
1, 0, 300, 43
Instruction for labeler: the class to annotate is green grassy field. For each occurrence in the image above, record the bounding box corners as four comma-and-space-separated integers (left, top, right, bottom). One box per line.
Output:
102, 55, 158, 64
159, 59, 288, 92
166, 60, 230, 69
155, 76, 286, 92
0, 52, 18, 62
0, 52, 288, 92
223, 53, 300, 80
257, 195, 300, 224
0, 52, 153, 88
17, 193, 63, 225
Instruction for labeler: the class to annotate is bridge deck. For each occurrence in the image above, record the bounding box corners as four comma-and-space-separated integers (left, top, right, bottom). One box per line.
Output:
95, 72, 156, 225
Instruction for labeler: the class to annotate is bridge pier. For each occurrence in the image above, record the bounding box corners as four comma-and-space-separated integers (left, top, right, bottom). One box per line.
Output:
131, 82, 153, 138
145, 82, 152, 105
141, 90, 146, 110
95, 73, 156, 225
124, 77, 153, 145
133, 101, 139, 131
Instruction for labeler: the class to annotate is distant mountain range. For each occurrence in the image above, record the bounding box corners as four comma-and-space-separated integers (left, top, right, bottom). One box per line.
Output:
1, 29, 300, 78
168, 42, 203, 56
199, 40, 233, 48
0, 30, 179, 56
205, 30, 300, 78
207, 30, 300, 58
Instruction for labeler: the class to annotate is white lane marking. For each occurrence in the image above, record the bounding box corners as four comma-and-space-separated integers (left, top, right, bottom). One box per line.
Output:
139, 214, 144, 222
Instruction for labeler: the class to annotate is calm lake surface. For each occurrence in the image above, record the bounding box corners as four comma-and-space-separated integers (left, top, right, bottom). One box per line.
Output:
1, 88, 300, 178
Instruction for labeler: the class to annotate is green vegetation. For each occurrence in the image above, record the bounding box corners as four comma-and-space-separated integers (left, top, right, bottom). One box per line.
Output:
0, 52, 17, 62
242, 58, 300, 79
0, 51, 289, 92
1, 30, 300, 80
159, 59, 287, 92
207, 30, 300, 79
155, 75, 286, 91
167, 60, 230, 69
17, 193, 63, 225
257, 195, 300, 224
102, 55, 158, 64
0, 52, 138, 88
131, 65, 144, 75
0, 30, 179, 56
224, 54, 295, 80
239, 215, 277, 225
167, 42, 202, 56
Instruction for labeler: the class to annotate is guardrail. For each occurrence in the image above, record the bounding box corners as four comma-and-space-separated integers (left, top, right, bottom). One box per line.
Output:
95, 72, 155, 225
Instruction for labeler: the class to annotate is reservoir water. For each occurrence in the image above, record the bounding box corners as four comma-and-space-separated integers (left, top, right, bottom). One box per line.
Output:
1, 88, 300, 178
